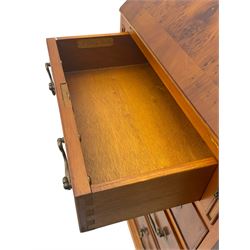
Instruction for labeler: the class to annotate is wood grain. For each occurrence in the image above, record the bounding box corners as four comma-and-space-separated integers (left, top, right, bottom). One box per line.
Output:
195, 167, 218, 229
47, 34, 217, 233
171, 203, 208, 249
165, 209, 188, 249
199, 168, 218, 214
127, 220, 145, 250
148, 211, 181, 249
121, 22, 218, 158
198, 219, 218, 250
120, 0, 218, 140
208, 200, 219, 225
134, 216, 160, 249
66, 64, 212, 184
46, 38, 91, 197
76, 158, 216, 231
56, 33, 146, 72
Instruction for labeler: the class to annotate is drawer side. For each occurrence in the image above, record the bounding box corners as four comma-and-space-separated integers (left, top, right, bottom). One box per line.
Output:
46, 38, 91, 197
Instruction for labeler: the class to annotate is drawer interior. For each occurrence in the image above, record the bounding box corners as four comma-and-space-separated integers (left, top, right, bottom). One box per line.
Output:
56, 34, 212, 186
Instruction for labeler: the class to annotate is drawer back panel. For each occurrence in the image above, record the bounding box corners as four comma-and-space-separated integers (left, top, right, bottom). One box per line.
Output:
56, 34, 147, 72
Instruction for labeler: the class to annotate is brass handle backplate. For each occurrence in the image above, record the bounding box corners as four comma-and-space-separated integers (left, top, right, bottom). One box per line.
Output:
45, 62, 56, 95
57, 137, 72, 190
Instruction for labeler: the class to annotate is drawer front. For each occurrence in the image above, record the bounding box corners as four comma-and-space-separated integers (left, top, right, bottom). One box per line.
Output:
135, 216, 159, 250
171, 204, 208, 249
199, 168, 219, 224
207, 199, 219, 224
148, 211, 180, 249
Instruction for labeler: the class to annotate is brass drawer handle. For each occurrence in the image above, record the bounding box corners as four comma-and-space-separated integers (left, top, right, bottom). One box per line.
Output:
148, 214, 170, 240
57, 137, 72, 190
45, 62, 56, 95
214, 190, 219, 199
139, 227, 147, 250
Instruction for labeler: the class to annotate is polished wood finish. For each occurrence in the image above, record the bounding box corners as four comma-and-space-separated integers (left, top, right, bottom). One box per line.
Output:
120, 0, 218, 137
81, 157, 216, 231
46, 38, 91, 197
198, 219, 219, 250
208, 200, 219, 225
199, 168, 218, 215
57, 33, 146, 72
128, 220, 145, 250
134, 216, 159, 249
148, 211, 181, 249
195, 167, 219, 229
120, 17, 218, 159
47, 0, 219, 243
47, 32, 217, 232
130, 204, 218, 250
66, 64, 212, 184
120, 1, 219, 248
171, 204, 208, 249
165, 209, 187, 249
120, 1, 219, 159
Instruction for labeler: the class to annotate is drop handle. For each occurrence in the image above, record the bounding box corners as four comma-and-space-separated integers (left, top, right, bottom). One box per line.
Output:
148, 214, 170, 240
45, 62, 56, 95
139, 227, 148, 250
57, 137, 72, 190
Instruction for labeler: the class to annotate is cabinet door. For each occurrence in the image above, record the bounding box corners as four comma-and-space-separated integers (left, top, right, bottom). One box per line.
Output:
199, 168, 219, 224
171, 204, 208, 249
134, 216, 159, 249
148, 211, 181, 249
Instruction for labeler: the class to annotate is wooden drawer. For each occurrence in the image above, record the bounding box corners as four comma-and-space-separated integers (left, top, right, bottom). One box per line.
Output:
148, 211, 181, 249
171, 204, 208, 249
46, 33, 217, 232
134, 216, 159, 250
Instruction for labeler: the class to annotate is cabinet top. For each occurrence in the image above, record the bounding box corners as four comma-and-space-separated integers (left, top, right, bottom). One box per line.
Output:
120, 0, 218, 137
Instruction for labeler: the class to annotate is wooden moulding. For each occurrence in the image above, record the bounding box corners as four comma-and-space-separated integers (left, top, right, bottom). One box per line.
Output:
47, 33, 217, 232
127, 220, 144, 249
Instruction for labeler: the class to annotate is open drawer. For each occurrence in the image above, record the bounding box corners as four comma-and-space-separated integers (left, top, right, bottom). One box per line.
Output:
46, 33, 217, 232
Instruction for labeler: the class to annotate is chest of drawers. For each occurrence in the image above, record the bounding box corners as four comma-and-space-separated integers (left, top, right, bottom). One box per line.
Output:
46, 0, 218, 246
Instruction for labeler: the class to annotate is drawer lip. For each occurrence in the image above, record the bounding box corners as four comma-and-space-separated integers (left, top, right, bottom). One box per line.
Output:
47, 38, 91, 197
54, 32, 130, 41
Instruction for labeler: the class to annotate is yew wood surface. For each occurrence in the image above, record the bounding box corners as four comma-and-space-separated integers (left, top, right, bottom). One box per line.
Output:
134, 216, 160, 249
127, 219, 145, 250
171, 203, 208, 249
56, 33, 146, 72
120, 0, 218, 138
66, 64, 212, 184
148, 211, 181, 249
46, 38, 91, 197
